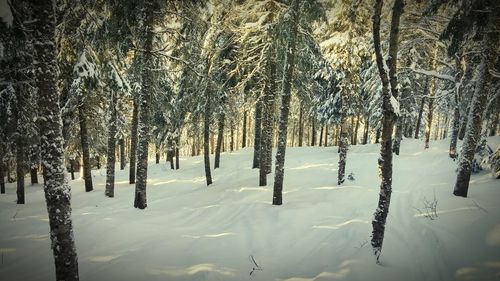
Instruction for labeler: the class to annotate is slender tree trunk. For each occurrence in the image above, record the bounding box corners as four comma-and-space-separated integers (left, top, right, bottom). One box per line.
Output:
214, 112, 225, 169
371, 0, 404, 262
454, 21, 496, 197
203, 95, 213, 186
230, 120, 235, 152
0, 161, 5, 194
78, 101, 93, 192
272, 0, 300, 206
353, 115, 360, 145
105, 91, 117, 198
129, 100, 138, 184
324, 125, 329, 146
252, 98, 263, 168
155, 144, 160, 164
310, 117, 316, 146
70, 159, 75, 180
134, 0, 155, 209
31, 1, 80, 278
319, 125, 324, 146
375, 127, 381, 144
242, 110, 247, 148
338, 122, 349, 185
458, 104, 470, 140
119, 138, 125, 170
175, 137, 180, 170
298, 103, 304, 147
260, 52, 277, 186
490, 111, 498, 136
393, 118, 403, 155
363, 115, 370, 144
16, 141, 25, 204
30, 167, 38, 185
414, 93, 426, 139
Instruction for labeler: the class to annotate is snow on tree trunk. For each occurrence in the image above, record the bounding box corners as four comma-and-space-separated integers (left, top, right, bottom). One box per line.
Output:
252, 98, 263, 168
105, 91, 117, 198
260, 52, 277, 186
129, 100, 138, 184
31, 0, 80, 279
78, 100, 93, 192
453, 20, 496, 197
215, 112, 225, 169
393, 118, 403, 155
338, 123, 349, 185
272, 0, 300, 206
371, 0, 404, 263
134, 0, 155, 209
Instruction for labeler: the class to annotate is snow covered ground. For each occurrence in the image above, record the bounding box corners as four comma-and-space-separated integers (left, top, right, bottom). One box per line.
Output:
1, 137, 499, 281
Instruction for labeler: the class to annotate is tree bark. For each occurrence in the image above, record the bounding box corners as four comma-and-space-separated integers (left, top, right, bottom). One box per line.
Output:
272, 0, 300, 205
371, 0, 404, 263
454, 19, 496, 197
393, 118, 403, 155
214, 112, 225, 169
414, 90, 426, 139
134, 0, 155, 209
105, 91, 117, 198
324, 125, 329, 146
0, 161, 5, 194
362, 115, 370, 144
129, 100, 138, 184
119, 138, 125, 170
310, 117, 316, 146
78, 100, 93, 192
252, 98, 263, 168
260, 51, 277, 186
319, 125, 324, 146
242, 110, 247, 148
31, 0, 80, 278
203, 94, 213, 186
298, 103, 304, 147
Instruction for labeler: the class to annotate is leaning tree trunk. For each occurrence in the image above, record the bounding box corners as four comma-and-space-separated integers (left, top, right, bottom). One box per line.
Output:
105, 91, 118, 198
449, 97, 461, 158
129, 100, 138, 184
272, 0, 300, 206
78, 99, 93, 192
214, 112, 225, 169
252, 98, 263, 168
454, 21, 496, 197
371, 0, 404, 263
414, 90, 427, 139
31, 0, 80, 278
134, 0, 155, 209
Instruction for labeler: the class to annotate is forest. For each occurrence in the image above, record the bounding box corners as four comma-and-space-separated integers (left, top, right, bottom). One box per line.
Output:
0, 0, 499, 281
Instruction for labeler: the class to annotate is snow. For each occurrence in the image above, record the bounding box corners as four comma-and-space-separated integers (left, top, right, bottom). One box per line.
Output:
390, 95, 400, 115
1, 137, 500, 281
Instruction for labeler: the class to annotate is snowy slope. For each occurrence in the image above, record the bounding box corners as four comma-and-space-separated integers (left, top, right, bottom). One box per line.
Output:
1, 137, 499, 281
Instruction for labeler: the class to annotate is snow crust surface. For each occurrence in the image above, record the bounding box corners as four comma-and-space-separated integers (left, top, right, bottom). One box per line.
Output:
1, 137, 499, 281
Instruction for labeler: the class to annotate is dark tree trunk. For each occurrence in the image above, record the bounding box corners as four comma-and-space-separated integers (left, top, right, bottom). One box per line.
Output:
319, 125, 324, 146
371, 0, 404, 263
252, 98, 263, 168
362, 116, 370, 144
175, 145, 179, 169
272, 0, 300, 206
260, 52, 277, 186
242, 110, 247, 148
414, 93, 426, 139
119, 138, 125, 170
155, 144, 160, 164
454, 22, 495, 197
375, 127, 381, 144
353, 114, 360, 145
338, 123, 348, 185
203, 95, 213, 186
393, 118, 403, 155
105, 91, 118, 198
31, 0, 80, 278
129, 100, 138, 184
214, 112, 225, 169
0, 162, 5, 194
16, 141, 25, 204
298, 104, 304, 147
30, 167, 38, 185
78, 102, 93, 192
70, 159, 75, 180
230, 120, 235, 152
324, 125, 329, 146
134, 0, 155, 209
310, 117, 316, 146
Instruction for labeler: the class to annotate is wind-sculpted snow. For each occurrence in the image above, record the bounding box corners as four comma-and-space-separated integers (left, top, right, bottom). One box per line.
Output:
0, 137, 499, 281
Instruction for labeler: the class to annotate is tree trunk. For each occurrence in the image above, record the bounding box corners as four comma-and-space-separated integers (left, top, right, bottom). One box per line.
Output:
242, 110, 247, 148
0, 161, 5, 194
15, 90, 26, 203
362, 115, 370, 144
129, 100, 138, 184
375, 127, 381, 144
319, 125, 324, 146
310, 117, 316, 146
371, 0, 404, 263
119, 138, 125, 170
134, 0, 155, 209
414, 93, 426, 139
30, 167, 38, 185
31, 1, 80, 278
78, 101, 93, 192
260, 52, 277, 186
16, 142, 25, 204
353, 114, 360, 145
272, 0, 300, 206
324, 125, 329, 147
70, 159, 75, 180
155, 144, 160, 164
105, 91, 117, 198
214, 112, 225, 169
338, 122, 348, 185
393, 118, 403, 155
298, 103, 304, 147
203, 95, 213, 186
252, 98, 263, 168
230, 120, 235, 152
454, 23, 495, 197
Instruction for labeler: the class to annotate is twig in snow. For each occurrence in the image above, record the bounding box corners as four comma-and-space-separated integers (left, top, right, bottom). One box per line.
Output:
355, 239, 369, 249
12, 207, 19, 221
249, 255, 263, 276
471, 200, 488, 213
